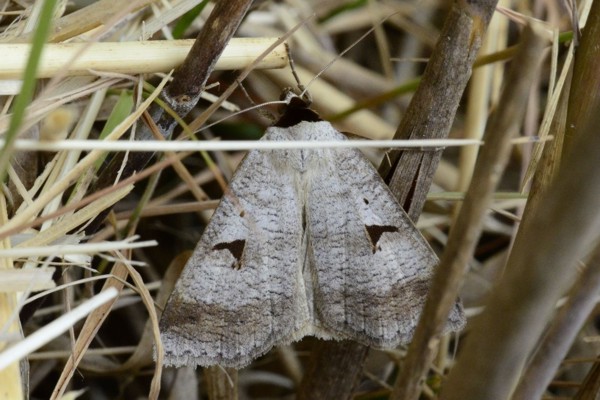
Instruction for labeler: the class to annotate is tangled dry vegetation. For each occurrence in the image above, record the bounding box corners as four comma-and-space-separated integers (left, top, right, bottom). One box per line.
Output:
0, 0, 599, 399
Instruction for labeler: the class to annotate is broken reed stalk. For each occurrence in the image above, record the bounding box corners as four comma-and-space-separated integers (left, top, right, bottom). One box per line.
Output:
0, 38, 285, 79
391, 25, 547, 400
297, 1, 498, 398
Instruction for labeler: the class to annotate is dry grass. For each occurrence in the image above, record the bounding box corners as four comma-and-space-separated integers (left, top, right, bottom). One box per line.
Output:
0, 0, 598, 399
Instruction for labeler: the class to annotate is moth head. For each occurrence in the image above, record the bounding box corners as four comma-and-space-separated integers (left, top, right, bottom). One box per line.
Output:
279, 87, 311, 107
275, 88, 321, 128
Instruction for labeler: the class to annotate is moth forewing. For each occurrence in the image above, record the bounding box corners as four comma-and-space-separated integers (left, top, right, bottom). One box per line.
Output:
159, 133, 310, 368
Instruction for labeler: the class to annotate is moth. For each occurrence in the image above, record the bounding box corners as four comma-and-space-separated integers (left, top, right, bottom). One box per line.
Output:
160, 94, 465, 368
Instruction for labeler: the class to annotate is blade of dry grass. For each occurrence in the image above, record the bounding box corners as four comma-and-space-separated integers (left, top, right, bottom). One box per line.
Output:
456, 8, 507, 193
13, 0, 152, 43
114, 200, 219, 220
0, 268, 55, 292
114, 251, 163, 399
116, 252, 189, 370
1, 238, 156, 258
2, 137, 479, 152
14, 185, 132, 248
49, 262, 128, 399
0, 287, 118, 371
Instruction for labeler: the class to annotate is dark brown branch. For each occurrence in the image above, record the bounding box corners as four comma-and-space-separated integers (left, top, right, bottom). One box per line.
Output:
378, 0, 498, 221
86, 0, 253, 234
162, 1, 253, 115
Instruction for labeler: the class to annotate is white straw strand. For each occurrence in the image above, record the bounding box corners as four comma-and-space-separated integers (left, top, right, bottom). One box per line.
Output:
1, 239, 158, 258
1, 138, 481, 152
0, 288, 118, 371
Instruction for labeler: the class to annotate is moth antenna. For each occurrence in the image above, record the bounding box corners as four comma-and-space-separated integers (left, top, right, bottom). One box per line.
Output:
237, 79, 276, 122
285, 43, 312, 105
300, 12, 399, 97
197, 100, 287, 133
237, 80, 255, 106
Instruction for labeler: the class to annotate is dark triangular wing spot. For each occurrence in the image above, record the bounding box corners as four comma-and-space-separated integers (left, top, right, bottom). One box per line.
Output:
213, 239, 246, 269
365, 225, 399, 253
